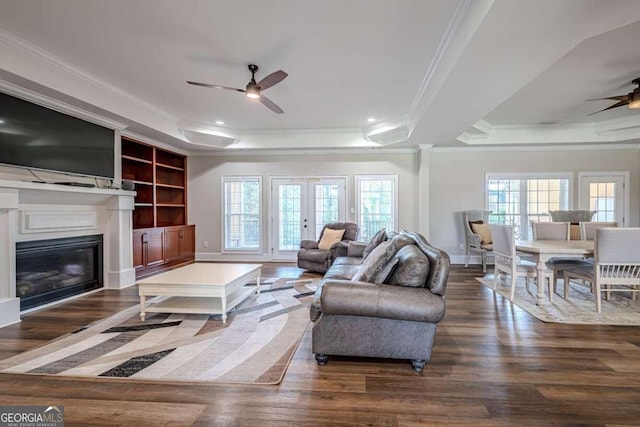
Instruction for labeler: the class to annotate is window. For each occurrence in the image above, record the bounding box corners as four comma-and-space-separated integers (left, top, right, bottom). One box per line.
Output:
223, 177, 261, 251
486, 174, 571, 240
578, 172, 627, 225
356, 175, 398, 241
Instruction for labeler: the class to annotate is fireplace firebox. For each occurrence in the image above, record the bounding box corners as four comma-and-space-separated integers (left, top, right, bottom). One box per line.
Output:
16, 235, 103, 310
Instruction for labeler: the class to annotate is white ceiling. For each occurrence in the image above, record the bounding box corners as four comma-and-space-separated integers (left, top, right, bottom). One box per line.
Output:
1, 0, 640, 152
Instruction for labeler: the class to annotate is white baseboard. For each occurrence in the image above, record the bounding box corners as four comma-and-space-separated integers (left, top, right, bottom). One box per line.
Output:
0, 298, 20, 328
106, 268, 136, 289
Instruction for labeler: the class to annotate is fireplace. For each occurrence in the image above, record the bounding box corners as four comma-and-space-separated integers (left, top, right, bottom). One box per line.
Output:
16, 235, 103, 310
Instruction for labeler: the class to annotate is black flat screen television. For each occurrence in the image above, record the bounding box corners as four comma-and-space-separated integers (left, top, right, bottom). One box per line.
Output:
0, 92, 115, 179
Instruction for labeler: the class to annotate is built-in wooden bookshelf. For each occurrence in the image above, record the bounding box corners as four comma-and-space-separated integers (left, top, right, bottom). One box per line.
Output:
121, 137, 188, 229
121, 137, 194, 278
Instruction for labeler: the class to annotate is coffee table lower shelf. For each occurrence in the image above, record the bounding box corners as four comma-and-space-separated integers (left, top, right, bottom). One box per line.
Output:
143, 286, 257, 319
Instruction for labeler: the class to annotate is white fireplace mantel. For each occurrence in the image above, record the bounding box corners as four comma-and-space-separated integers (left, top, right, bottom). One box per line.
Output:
0, 180, 136, 328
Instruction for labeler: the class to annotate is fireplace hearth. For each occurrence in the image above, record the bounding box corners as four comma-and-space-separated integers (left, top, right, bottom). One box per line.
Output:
16, 235, 103, 310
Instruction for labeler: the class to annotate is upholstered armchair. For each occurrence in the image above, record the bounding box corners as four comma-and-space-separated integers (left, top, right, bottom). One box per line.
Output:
463, 210, 493, 272
297, 222, 359, 273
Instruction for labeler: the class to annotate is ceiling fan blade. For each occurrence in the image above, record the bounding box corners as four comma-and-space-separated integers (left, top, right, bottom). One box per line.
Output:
187, 81, 245, 93
256, 70, 288, 91
586, 95, 629, 102
588, 100, 629, 116
260, 95, 284, 114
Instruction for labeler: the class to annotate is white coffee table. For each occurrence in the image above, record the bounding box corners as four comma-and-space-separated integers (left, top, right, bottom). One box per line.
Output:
136, 263, 262, 323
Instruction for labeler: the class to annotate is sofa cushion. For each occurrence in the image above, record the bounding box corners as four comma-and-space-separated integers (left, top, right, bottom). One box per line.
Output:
362, 228, 387, 258
470, 222, 492, 244
387, 245, 430, 288
351, 239, 397, 282
318, 228, 346, 250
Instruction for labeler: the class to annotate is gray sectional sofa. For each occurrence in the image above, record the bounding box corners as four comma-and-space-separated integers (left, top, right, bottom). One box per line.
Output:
310, 230, 450, 372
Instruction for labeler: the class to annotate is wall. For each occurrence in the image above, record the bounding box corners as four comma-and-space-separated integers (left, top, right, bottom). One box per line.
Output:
429, 147, 640, 262
188, 152, 419, 259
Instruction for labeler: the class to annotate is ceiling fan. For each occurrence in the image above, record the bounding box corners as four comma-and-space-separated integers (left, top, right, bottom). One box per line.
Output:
187, 64, 288, 114
588, 77, 640, 115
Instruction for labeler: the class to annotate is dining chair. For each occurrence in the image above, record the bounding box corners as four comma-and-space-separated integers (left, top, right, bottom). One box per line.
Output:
463, 210, 493, 273
531, 221, 571, 240
489, 224, 538, 302
579, 221, 619, 240
564, 228, 640, 313
530, 221, 585, 298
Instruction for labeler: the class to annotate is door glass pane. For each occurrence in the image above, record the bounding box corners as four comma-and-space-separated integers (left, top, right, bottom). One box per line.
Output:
590, 181, 616, 222
278, 185, 301, 250
314, 184, 340, 239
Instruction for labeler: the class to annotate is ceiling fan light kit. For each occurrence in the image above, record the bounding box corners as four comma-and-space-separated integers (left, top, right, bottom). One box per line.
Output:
187, 64, 287, 114
588, 77, 640, 115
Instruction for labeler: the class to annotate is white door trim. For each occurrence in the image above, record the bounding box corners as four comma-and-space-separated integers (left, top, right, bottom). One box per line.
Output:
268, 175, 348, 261
578, 171, 630, 226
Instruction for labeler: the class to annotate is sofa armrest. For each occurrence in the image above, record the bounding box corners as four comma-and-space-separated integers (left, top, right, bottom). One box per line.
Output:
347, 241, 367, 258
319, 280, 446, 323
329, 241, 348, 259
300, 240, 319, 250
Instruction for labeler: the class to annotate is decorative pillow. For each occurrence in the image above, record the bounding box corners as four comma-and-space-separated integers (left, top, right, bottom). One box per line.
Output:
352, 239, 397, 282
470, 223, 492, 244
362, 228, 387, 259
371, 257, 399, 284
317, 228, 345, 250
390, 234, 414, 251
387, 245, 431, 288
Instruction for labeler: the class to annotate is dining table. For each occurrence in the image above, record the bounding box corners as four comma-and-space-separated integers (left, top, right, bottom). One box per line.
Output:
515, 239, 594, 306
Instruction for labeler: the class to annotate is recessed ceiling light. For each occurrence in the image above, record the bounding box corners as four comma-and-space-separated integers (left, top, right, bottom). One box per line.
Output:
367, 117, 375, 123
215, 120, 225, 125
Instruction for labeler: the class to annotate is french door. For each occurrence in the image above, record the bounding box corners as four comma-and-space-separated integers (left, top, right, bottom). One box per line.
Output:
271, 177, 346, 260
578, 173, 627, 225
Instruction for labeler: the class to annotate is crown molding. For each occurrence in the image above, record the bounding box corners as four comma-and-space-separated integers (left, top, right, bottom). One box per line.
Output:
0, 79, 128, 130
362, 115, 411, 145
410, 0, 477, 114
457, 114, 640, 145
241, 127, 362, 136
432, 142, 640, 153
408, 0, 494, 132
192, 147, 419, 157
0, 28, 176, 122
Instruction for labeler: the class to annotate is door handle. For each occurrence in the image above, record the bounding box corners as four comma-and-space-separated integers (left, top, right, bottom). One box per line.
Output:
142, 232, 148, 244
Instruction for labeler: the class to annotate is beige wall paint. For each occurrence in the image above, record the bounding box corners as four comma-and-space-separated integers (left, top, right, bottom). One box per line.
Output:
429, 148, 640, 260
188, 152, 419, 257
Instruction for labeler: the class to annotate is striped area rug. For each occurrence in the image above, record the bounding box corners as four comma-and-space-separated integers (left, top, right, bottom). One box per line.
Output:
0, 278, 315, 384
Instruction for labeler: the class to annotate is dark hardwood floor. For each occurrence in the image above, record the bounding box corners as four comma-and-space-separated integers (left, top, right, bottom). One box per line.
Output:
1, 264, 639, 426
